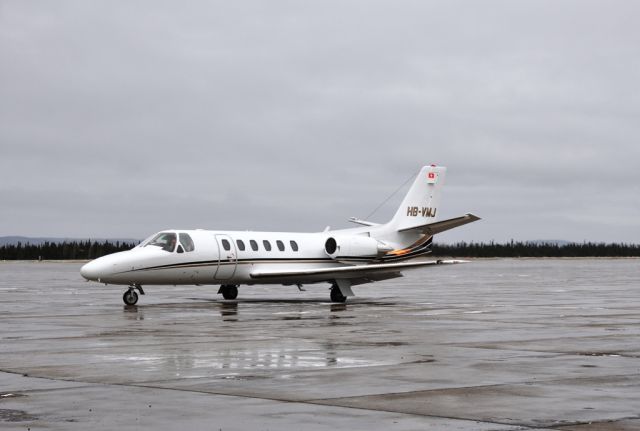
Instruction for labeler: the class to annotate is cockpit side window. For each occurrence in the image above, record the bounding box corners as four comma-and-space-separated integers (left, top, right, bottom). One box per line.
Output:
179, 233, 195, 252
146, 232, 177, 252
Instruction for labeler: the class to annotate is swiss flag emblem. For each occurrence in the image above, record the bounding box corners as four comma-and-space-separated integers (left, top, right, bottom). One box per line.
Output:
427, 171, 437, 183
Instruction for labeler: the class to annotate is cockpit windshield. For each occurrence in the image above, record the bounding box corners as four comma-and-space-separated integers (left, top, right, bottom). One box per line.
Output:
137, 233, 156, 247
145, 232, 177, 252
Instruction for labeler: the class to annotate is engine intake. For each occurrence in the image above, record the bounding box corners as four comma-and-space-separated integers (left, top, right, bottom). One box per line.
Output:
324, 236, 393, 260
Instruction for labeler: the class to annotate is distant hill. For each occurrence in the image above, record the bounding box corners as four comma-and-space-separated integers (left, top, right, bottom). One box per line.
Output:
0, 236, 140, 246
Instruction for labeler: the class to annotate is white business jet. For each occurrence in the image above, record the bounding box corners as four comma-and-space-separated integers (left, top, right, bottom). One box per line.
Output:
81, 165, 479, 305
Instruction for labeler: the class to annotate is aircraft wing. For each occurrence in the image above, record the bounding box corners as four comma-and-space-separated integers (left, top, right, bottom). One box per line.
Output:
398, 213, 481, 235
250, 259, 468, 281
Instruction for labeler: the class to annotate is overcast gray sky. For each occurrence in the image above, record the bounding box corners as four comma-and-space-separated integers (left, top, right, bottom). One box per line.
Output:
1, 0, 639, 243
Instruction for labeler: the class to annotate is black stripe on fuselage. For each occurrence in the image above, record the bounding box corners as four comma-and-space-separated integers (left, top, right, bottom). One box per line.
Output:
119, 257, 339, 274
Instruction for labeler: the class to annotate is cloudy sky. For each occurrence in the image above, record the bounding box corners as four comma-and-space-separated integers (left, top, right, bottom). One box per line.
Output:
1, 1, 639, 243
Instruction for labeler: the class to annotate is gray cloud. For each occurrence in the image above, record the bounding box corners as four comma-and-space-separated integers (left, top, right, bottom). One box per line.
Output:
1, 0, 639, 242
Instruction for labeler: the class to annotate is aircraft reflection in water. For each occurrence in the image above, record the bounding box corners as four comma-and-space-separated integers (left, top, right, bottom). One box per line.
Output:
116, 302, 378, 372
81, 165, 480, 304
102, 341, 382, 373
219, 302, 238, 321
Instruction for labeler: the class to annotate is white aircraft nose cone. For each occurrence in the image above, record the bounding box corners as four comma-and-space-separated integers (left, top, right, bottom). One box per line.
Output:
80, 251, 130, 282
81, 260, 103, 281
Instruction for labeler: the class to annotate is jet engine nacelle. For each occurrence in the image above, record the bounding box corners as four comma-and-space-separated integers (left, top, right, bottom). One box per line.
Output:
324, 235, 393, 260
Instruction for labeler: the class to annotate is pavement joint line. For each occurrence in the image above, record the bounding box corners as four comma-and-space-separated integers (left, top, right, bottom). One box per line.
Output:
290, 372, 640, 403
299, 398, 595, 430
3, 384, 103, 395
551, 415, 640, 430
445, 343, 640, 356
1, 369, 532, 429
446, 345, 640, 359
301, 398, 640, 430
446, 333, 639, 346
0, 369, 98, 393
8, 368, 609, 430
125, 382, 537, 429
3, 366, 638, 398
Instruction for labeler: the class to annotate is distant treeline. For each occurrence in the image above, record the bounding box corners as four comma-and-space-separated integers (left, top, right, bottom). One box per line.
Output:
1, 240, 639, 260
0, 240, 138, 260
432, 241, 640, 258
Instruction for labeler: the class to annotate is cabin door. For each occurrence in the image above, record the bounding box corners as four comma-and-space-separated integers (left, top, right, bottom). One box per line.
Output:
214, 234, 238, 280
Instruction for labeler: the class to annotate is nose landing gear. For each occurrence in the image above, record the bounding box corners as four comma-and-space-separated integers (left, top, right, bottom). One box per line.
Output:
123, 289, 138, 305
123, 284, 145, 306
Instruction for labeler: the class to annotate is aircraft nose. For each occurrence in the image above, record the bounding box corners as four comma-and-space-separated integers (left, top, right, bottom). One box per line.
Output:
81, 259, 106, 281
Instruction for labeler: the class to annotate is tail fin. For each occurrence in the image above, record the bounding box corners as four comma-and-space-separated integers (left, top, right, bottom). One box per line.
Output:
389, 165, 446, 231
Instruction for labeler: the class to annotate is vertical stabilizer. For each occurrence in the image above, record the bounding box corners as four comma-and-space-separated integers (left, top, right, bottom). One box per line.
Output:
389, 165, 446, 231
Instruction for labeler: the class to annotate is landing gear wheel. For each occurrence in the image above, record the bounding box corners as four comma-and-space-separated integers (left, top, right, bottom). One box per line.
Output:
330, 287, 347, 303
123, 289, 139, 306
221, 285, 238, 300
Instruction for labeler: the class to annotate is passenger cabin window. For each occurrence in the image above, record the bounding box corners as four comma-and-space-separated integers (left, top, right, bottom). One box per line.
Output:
179, 233, 195, 252
276, 240, 285, 251
263, 240, 272, 251
221, 239, 231, 251
236, 240, 245, 251
290, 240, 299, 252
250, 240, 258, 251
146, 232, 177, 252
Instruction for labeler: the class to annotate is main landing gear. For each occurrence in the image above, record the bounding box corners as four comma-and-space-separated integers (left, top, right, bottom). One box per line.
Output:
330, 285, 347, 303
218, 285, 238, 300
123, 284, 145, 306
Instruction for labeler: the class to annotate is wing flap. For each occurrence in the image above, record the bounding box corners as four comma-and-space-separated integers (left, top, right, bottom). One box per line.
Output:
398, 213, 481, 235
250, 259, 468, 280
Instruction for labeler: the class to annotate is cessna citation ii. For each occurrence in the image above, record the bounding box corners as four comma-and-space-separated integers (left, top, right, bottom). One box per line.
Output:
80, 165, 480, 305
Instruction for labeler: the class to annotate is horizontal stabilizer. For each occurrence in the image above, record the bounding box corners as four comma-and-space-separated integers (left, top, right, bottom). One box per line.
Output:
250, 259, 468, 280
398, 213, 481, 235
348, 217, 380, 227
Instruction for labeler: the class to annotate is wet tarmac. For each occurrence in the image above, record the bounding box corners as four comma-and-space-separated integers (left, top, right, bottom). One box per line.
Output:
1, 259, 639, 430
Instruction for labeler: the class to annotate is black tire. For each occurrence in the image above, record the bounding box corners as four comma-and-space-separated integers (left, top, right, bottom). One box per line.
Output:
330, 287, 346, 303
123, 290, 139, 306
221, 285, 238, 300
